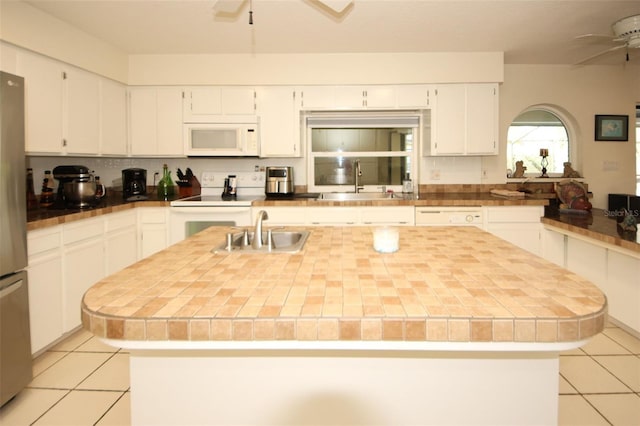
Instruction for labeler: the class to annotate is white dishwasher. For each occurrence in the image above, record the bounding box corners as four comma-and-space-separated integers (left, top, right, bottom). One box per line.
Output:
415, 207, 484, 228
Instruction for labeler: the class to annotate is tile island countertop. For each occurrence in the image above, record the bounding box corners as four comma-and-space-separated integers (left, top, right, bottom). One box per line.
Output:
81, 225, 606, 346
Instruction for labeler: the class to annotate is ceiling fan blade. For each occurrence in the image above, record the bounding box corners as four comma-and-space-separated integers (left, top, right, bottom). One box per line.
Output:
574, 44, 627, 65
574, 33, 616, 41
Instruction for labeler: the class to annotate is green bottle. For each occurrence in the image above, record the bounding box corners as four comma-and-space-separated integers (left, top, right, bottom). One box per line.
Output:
157, 163, 175, 200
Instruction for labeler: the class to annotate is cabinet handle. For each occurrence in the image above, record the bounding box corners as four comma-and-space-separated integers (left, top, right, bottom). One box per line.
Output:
62, 139, 67, 147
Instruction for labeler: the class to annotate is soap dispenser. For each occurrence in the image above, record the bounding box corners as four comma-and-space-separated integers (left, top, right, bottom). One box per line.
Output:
402, 173, 413, 194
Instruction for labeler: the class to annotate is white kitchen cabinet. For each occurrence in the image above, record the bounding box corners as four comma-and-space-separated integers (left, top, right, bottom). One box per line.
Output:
396, 85, 433, 108
606, 250, 640, 332
138, 208, 169, 258
308, 207, 360, 225
299, 85, 397, 110
566, 235, 607, 291
485, 206, 543, 256
105, 210, 138, 275
256, 86, 301, 157
361, 207, 415, 225
427, 83, 498, 156
129, 87, 183, 156
183, 86, 256, 121
62, 216, 105, 332
100, 78, 128, 155
17, 50, 64, 154
252, 207, 306, 226
64, 67, 100, 155
27, 227, 64, 354
541, 226, 566, 267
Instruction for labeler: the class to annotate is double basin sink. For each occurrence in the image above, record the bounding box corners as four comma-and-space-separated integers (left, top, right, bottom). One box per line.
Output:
214, 230, 310, 254
315, 192, 399, 201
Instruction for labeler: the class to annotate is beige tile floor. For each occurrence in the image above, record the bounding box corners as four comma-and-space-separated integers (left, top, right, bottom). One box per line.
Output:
1, 320, 639, 425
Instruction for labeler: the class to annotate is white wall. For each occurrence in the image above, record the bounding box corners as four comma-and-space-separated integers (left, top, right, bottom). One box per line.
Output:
128, 52, 504, 85
0, 1, 128, 82
491, 64, 638, 208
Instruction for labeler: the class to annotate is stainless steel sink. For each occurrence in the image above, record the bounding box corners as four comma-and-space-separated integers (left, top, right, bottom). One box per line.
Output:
316, 192, 397, 201
213, 230, 310, 254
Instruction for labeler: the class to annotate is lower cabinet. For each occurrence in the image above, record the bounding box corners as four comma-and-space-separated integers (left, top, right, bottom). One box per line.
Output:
545, 225, 640, 334
27, 227, 64, 354
254, 206, 415, 226
62, 217, 105, 332
138, 208, 169, 258
485, 206, 544, 256
105, 210, 138, 274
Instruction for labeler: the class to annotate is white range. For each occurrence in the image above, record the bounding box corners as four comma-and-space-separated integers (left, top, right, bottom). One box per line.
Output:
169, 171, 265, 244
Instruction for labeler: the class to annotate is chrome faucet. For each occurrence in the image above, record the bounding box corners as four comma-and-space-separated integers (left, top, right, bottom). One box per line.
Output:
354, 159, 364, 193
252, 210, 269, 249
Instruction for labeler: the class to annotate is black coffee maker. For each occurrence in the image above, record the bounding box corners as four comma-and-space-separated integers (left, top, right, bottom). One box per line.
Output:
122, 168, 148, 201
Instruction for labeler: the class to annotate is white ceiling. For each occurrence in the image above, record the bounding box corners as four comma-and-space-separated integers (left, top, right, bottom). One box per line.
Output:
22, 0, 640, 65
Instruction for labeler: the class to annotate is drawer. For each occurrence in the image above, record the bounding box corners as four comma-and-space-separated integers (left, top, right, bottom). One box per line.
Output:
485, 206, 543, 223
105, 210, 137, 232
63, 217, 104, 245
28, 227, 62, 256
139, 208, 167, 224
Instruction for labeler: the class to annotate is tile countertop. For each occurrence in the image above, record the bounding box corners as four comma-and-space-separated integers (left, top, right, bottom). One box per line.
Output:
26, 193, 179, 231
81, 226, 606, 344
542, 207, 640, 254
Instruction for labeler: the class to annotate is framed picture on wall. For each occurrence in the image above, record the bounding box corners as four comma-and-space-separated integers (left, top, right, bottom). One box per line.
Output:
595, 115, 629, 141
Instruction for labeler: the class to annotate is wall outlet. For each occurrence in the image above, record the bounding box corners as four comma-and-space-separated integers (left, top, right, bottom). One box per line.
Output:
430, 169, 441, 180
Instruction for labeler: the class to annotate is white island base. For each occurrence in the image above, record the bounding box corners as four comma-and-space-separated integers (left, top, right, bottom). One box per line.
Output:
110, 340, 586, 426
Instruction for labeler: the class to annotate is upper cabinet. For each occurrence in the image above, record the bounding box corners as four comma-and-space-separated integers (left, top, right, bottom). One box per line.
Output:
183, 86, 256, 122
17, 50, 65, 154
64, 67, 100, 155
298, 85, 434, 110
15, 48, 127, 156
99, 79, 127, 156
129, 87, 184, 157
426, 83, 499, 156
256, 86, 301, 157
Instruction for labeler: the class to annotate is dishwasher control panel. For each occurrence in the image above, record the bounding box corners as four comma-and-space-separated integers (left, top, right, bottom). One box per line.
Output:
415, 207, 484, 227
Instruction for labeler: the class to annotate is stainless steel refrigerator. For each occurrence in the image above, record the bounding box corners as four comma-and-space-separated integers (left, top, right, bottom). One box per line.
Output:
0, 71, 33, 407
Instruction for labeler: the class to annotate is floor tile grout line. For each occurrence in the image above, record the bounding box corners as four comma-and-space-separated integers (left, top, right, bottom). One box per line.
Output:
27, 389, 72, 426
92, 390, 129, 426
73, 351, 121, 391
578, 394, 614, 426
587, 352, 638, 394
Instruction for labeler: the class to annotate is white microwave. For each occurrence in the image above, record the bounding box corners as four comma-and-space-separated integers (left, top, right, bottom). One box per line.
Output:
184, 123, 260, 156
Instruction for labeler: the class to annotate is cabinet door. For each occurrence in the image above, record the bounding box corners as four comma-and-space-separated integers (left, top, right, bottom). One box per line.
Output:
465, 84, 498, 155
105, 211, 138, 274
63, 237, 104, 332
129, 88, 157, 156
221, 87, 255, 114
361, 207, 415, 225
156, 87, 184, 156
27, 227, 64, 353
334, 86, 365, 108
607, 251, 640, 332
396, 85, 432, 108
140, 224, 168, 258
307, 207, 359, 225
28, 252, 63, 353
187, 87, 222, 116
17, 51, 64, 154
432, 85, 465, 155
100, 79, 128, 155
65, 67, 100, 155
566, 236, 607, 288
364, 86, 396, 108
256, 87, 300, 157
299, 86, 336, 109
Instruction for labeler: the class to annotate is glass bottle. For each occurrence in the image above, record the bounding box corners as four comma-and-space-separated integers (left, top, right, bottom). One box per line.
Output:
44, 170, 55, 190
94, 176, 104, 198
39, 178, 54, 208
157, 163, 175, 200
26, 168, 38, 210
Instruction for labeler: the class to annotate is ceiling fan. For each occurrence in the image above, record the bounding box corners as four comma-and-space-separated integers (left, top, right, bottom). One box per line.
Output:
574, 14, 640, 64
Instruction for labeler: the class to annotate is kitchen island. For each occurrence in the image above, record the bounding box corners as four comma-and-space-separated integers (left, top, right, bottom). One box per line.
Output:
82, 225, 606, 426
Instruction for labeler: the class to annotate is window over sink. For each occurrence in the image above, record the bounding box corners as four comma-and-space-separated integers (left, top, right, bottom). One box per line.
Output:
305, 113, 420, 193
